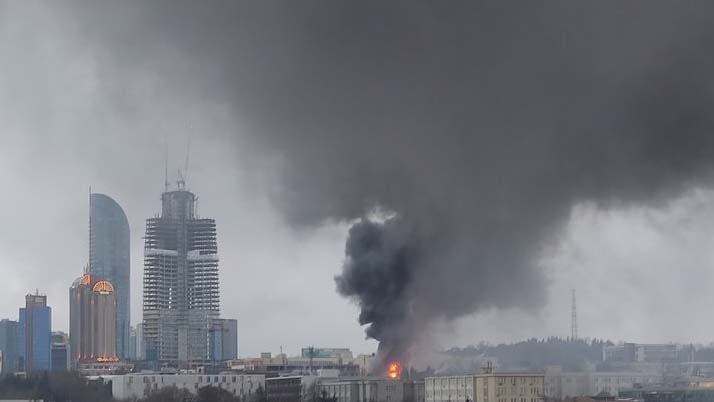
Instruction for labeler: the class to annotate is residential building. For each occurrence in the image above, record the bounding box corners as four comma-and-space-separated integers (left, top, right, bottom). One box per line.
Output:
89, 192, 131, 359
18, 293, 52, 372
143, 184, 220, 364
0, 319, 18, 373
425, 371, 544, 402
51, 332, 69, 371
107, 373, 264, 400
70, 273, 118, 367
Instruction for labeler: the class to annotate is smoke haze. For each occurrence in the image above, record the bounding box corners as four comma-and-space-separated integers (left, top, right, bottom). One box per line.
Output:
5, 1, 714, 363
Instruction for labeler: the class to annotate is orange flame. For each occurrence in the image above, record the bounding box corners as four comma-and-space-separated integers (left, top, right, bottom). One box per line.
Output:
387, 361, 401, 379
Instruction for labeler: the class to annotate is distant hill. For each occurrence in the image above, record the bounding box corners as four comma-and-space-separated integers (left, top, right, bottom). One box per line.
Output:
442, 337, 613, 372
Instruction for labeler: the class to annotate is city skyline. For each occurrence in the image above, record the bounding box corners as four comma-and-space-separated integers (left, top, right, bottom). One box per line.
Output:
7, 2, 714, 361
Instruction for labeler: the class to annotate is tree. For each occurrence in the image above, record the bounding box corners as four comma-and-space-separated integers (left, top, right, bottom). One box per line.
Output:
196, 386, 239, 402
140, 386, 195, 402
253, 384, 268, 402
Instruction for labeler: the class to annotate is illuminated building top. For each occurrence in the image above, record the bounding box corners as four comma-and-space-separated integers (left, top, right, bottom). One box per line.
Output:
92, 280, 114, 294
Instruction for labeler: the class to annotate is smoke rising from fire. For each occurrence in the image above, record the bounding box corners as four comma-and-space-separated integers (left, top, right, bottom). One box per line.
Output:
34, 1, 714, 367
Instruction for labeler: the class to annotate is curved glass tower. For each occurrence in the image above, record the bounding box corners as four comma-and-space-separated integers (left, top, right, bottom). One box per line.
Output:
89, 193, 130, 359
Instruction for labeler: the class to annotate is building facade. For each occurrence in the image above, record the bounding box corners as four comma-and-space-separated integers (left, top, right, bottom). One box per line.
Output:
603, 343, 693, 363
544, 367, 661, 399
89, 193, 131, 359
51, 332, 70, 371
316, 378, 424, 402
0, 319, 18, 374
135, 323, 145, 360
108, 373, 264, 400
70, 274, 118, 366
143, 187, 220, 364
210, 319, 238, 362
18, 293, 52, 372
266, 376, 317, 402
425, 372, 544, 402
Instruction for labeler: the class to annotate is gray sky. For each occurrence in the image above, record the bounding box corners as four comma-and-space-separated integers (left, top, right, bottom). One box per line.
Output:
3, 1, 714, 359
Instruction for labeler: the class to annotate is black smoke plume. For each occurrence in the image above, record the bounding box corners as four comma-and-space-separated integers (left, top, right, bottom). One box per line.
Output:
42, 1, 714, 370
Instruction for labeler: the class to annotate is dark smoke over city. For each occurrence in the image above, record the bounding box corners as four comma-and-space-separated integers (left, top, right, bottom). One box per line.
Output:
22, 1, 714, 370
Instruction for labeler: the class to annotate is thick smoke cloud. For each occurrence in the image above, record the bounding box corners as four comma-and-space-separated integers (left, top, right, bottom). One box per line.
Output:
36, 1, 714, 369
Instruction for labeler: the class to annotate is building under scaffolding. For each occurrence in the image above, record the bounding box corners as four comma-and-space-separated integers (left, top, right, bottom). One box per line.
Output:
142, 185, 220, 365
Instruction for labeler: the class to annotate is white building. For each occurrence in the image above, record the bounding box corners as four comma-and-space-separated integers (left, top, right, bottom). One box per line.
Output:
544, 367, 660, 398
425, 372, 544, 402
602, 343, 692, 363
107, 373, 265, 400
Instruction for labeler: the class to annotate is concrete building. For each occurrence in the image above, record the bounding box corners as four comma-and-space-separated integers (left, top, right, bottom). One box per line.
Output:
69, 273, 118, 366
603, 343, 693, 363
51, 332, 69, 371
0, 319, 18, 374
18, 293, 52, 372
317, 377, 423, 402
544, 367, 660, 399
210, 318, 239, 362
143, 185, 220, 364
107, 373, 264, 400
89, 193, 131, 359
425, 371, 544, 402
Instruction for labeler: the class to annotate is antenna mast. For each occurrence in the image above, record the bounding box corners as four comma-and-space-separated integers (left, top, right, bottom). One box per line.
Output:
571, 288, 578, 341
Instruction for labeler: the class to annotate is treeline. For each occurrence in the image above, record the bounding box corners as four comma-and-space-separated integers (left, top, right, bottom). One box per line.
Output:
135, 385, 266, 402
445, 337, 614, 371
0, 372, 269, 402
0, 371, 112, 402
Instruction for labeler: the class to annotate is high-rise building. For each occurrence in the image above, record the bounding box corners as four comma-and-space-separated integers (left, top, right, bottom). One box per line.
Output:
69, 273, 118, 366
209, 318, 238, 362
143, 185, 219, 364
128, 326, 136, 360
89, 192, 130, 359
135, 323, 145, 360
0, 319, 18, 373
18, 293, 52, 372
51, 332, 69, 372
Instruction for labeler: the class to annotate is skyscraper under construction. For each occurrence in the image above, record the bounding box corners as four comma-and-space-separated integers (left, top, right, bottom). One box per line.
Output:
142, 183, 219, 364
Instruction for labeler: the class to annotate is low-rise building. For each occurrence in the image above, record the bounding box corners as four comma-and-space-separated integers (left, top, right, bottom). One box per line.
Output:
316, 377, 424, 402
266, 375, 317, 402
545, 367, 660, 399
425, 371, 544, 402
603, 344, 693, 364
107, 373, 265, 400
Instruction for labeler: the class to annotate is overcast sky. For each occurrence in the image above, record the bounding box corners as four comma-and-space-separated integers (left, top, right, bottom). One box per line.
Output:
3, 1, 714, 359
